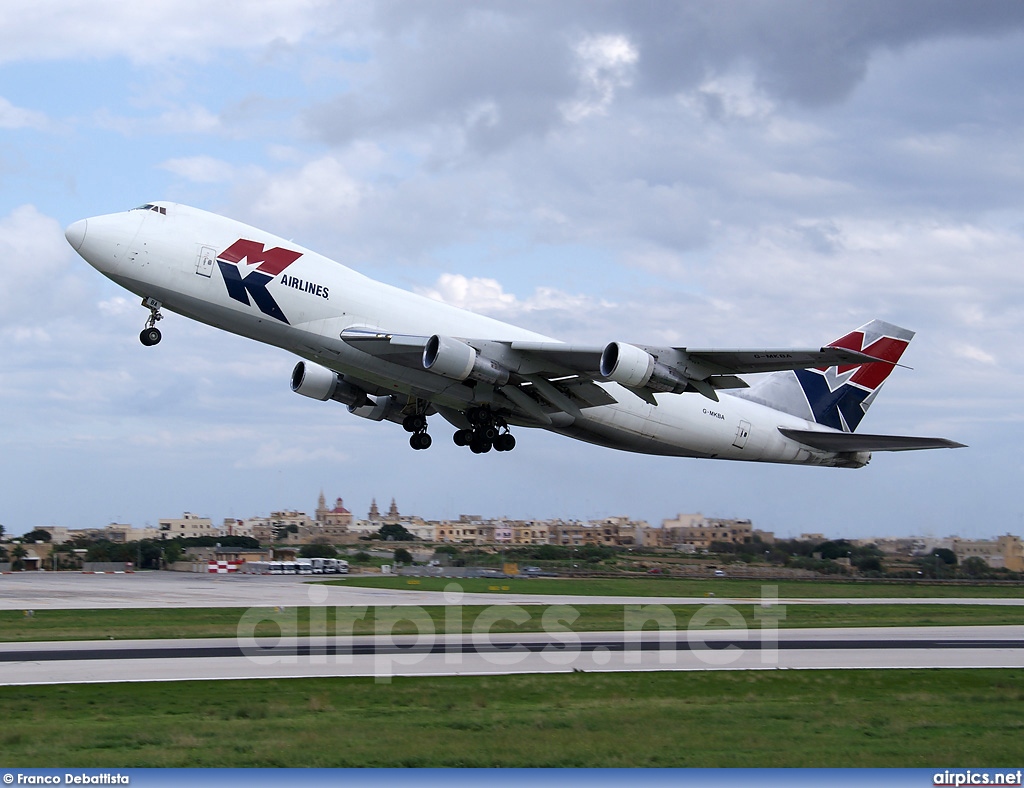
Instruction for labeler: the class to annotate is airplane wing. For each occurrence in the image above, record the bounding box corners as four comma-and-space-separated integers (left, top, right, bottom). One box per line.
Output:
779, 428, 966, 452
340, 328, 888, 420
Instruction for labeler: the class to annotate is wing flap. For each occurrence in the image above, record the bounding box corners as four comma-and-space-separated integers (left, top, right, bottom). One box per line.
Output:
506, 341, 605, 376
559, 379, 617, 408
340, 327, 428, 355
780, 428, 966, 453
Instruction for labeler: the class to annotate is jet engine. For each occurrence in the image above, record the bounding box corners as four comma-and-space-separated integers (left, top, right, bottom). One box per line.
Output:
290, 361, 369, 408
347, 394, 406, 425
600, 342, 690, 394
422, 334, 510, 386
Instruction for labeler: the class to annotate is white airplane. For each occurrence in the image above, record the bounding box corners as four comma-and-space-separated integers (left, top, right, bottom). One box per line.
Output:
65, 202, 963, 466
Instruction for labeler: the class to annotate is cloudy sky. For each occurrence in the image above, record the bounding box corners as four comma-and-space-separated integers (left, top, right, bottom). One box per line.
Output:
2, 1, 1022, 540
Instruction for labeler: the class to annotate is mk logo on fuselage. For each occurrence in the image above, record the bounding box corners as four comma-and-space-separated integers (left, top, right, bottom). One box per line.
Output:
215, 239, 313, 324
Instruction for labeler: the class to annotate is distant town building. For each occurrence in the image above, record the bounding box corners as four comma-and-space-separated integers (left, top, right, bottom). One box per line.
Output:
158, 512, 219, 540
657, 513, 773, 551
512, 520, 550, 545
222, 518, 254, 538
856, 537, 925, 556
41, 524, 162, 544
314, 493, 353, 540
952, 534, 1024, 571
436, 515, 487, 543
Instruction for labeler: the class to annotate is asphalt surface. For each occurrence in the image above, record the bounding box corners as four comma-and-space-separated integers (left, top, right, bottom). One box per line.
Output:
2, 626, 1022, 685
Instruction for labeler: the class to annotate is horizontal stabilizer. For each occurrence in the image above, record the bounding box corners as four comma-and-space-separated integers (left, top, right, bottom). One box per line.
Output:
779, 428, 966, 453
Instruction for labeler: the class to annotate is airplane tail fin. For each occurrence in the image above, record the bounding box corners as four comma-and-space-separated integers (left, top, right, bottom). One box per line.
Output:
734, 320, 914, 433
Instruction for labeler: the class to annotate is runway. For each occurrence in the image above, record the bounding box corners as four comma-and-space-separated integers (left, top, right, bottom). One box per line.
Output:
3, 571, 1023, 610
2, 626, 1022, 685
2, 573, 1021, 685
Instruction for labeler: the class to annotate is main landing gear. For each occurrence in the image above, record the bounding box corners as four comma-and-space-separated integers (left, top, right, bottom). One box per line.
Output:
402, 412, 432, 451
453, 407, 516, 454
403, 406, 515, 453
139, 297, 163, 346
399, 401, 516, 450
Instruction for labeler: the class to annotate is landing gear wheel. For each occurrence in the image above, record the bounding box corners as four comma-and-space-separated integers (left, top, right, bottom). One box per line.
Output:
467, 407, 494, 427
470, 436, 492, 454
459, 407, 515, 454
140, 297, 164, 346
402, 402, 432, 450
410, 432, 432, 450
403, 414, 427, 433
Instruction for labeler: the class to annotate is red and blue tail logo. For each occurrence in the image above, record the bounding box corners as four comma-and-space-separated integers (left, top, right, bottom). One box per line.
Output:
794, 321, 914, 432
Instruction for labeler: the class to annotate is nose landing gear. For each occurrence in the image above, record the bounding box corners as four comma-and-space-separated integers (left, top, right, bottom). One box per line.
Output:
139, 297, 163, 346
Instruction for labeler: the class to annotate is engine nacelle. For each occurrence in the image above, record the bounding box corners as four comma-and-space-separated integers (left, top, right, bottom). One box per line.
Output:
290, 361, 368, 408
600, 342, 653, 388
600, 342, 690, 394
348, 394, 406, 425
423, 335, 510, 386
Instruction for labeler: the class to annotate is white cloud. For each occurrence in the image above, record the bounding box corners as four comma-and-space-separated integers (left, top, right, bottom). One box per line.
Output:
419, 273, 517, 315
0, 0, 331, 65
249, 155, 364, 229
159, 156, 242, 184
234, 439, 352, 469
0, 206, 79, 324
128, 425, 259, 449
952, 342, 996, 365
97, 297, 134, 317
94, 104, 225, 137
0, 96, 48, 129
561, 33, 638, 122
686, 71, 776, 122
417, 273, 613, 321
5, 326, 50, 344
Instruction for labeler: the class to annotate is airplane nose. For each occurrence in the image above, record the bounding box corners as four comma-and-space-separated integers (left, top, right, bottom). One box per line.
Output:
65, 219, 88, 251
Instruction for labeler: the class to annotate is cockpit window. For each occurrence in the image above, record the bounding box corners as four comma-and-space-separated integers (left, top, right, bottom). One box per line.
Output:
132, 203, 167, 215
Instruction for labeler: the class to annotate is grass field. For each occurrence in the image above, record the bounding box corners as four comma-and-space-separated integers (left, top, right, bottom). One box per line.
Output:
328, 575, 1024, 598
0, 603, 1020, 642
2, 577, 1019, 768
2, 669, 1022, 767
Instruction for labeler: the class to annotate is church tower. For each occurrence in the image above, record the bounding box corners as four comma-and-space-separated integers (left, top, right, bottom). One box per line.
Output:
315, 491, 327, 524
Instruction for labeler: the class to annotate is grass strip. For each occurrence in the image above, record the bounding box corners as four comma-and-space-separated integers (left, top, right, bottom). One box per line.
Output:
2, 669, 1023, 767
327, 575, 1024, 598
1, 603, 1020, 643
